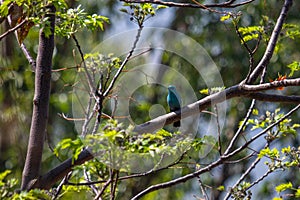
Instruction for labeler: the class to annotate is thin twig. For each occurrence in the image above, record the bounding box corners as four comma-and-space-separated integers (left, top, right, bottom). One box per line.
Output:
191, 0, 227, 14
197, 177, 209, 200
131, 158, 223, 200
103, 26, 143, 97
214, 104, 222, 155
4, 20, 36, 70
224, 59, 269, 155
52, 172, 72, 200
111, 170, 119, 200
0, 19, 27, 41
84, 170, 99, 196
223, 152, 254, 164
224, 99, 256, 155
71, 34, 100, 136
89, 26, 144, 135
94, 178, 112, 200
242, 78, 300, 91
67, 151, 187, 186
20, 43, 36, 71
234, 20, 256, 84
247, 168, 280, 190
72, 34, 96, 92
224, 142, 269, 199
247, 0, 293, 83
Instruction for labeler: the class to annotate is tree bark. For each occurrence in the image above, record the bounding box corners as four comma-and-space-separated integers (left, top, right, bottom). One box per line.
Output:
21, 4, 56, 190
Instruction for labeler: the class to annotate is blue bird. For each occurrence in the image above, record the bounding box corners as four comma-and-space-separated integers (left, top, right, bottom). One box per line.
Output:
167, 85, 181, 127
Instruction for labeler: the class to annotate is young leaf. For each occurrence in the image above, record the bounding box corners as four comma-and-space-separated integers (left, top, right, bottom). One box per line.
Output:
275, 182, 293, 193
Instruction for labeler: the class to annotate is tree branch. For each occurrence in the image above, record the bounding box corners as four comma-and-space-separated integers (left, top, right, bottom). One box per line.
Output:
21, 4, 56, 190
120, 0, 254, 9
32, 1, 297, 190
242, 78, 300, 91
38, 149, 93, 190
0, 19, 27, 41
133, 83, 300, 134
131, 104, 300, 200
246, 93, 300, 103
35, 82, 300, 190
103, 26, 143, 97
3, 2, 37, 70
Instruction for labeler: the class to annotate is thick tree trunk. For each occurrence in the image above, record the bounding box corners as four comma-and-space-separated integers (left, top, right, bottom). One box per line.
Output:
21, 4, 56, 190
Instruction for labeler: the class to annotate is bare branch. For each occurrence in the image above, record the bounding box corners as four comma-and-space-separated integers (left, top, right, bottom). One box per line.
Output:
20, 43, 36, 71
2, 2, 37, 70
224, 99, 256, 155
52, 172, 72, 200
103, 26, 143, 97
72, 34, 96, 92
246, 93, 300, 103
0, 19, 27, 41
131, 158, 224, 200
214, 105, 222, 155
242, 78, 300, 91
37, 148, 93, 190
94, 177, 111, 200
120, 0, 254, 9
133, 83, 300, 134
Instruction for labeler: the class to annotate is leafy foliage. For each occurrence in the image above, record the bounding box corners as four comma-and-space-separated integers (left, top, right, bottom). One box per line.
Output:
55, 5, 109, 38
0, 170, 18, 199
287, 61, 300, 77
1, 0, 300, 199
247, 108, 299, 141
54, 137, 83, 163
274, 181, 300, 199
120, 3, 167, 27
12, 189, 51, 200
231, 181, 252, 200
238, 26, 263, 43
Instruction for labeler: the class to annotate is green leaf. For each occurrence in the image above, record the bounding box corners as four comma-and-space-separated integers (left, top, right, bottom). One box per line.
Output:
258, 147, 279, 159
0, 170, 11, 182
157, 5, 168, 10
220, 14, 231, 22
120, 8, 128, 14
199, 87, 225, 95
238, 26, 263, 43
281, 146, 291, 154
275, 182, 293, 193
217, 185, 225, 191
12, 189, 51, 200
295, 189, 300, 198
0, 0, 12, 17
292, 124, 300, 128
287, 61, 300, 77
252, 109, 259, 115
156, 129, 172, 137
199, 88, 209, 95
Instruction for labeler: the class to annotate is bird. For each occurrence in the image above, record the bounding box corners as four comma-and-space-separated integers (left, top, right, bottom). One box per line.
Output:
167, 85, 181, 127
